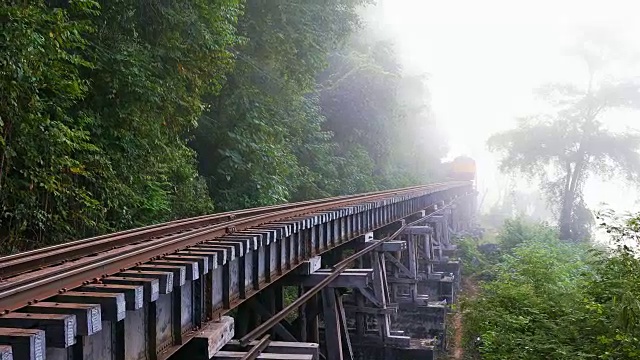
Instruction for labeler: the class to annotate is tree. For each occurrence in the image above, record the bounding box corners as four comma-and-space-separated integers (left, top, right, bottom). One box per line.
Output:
488, 37, 640, 241
191, 0, 446, 210
191, 0, 367, 210
0, 1, 100, 251
1, 0, 446, 254
0, 0, 242, 253
318, 32, 447, 191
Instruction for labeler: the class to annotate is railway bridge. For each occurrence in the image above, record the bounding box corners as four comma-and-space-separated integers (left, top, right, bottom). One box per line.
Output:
0, 182, 475, 360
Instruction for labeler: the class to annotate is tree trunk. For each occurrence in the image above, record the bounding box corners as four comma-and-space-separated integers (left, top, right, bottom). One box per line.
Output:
567, 156, 587, 239
559, 154, 587, 241
559, 162, 574, 240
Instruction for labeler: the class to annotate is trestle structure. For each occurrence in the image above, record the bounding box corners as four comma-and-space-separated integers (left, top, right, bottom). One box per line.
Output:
0, 183, 474, 360
202, 194, 473, 360
336, 201, 468, 359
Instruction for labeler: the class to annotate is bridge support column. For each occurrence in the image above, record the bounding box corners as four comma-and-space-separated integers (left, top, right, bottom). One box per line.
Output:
296, 287, 320, 344
321, 288, 353, 360
305, 292, 320, 344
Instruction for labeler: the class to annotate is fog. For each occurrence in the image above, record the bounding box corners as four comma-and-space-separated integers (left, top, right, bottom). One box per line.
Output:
369, 0, 640, 223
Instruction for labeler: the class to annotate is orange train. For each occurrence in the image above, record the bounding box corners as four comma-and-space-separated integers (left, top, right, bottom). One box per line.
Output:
445, 156, 476, 182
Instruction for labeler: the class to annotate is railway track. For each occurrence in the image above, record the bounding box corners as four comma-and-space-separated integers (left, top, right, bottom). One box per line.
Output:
0, 182, 467, 313
0, 185, 432, 279
0, 181, 475, 360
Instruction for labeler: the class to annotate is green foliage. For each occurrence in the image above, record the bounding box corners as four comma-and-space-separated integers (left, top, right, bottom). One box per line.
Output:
76, 0, 241, 225
573, 212, 640, 359
1, 1, 102, 251
577, 247, 640, 359
456, 237, 488, 276
283, 286, 299, 323
463, 216, 640, 359
192, 0, 368, 211
0, 0, 241, 252
192, 0, 444, 211
497, 218, 558, 252
1, 0, 446, 253
463, 224, 589, 359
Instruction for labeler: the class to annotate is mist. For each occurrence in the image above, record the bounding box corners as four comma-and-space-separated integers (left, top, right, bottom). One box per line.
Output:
365, 0, 640, 236
5, 2, 640, 358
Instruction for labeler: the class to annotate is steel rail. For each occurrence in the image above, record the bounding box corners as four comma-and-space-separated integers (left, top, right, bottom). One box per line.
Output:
0, 182, 468, 312
239, 335, 271, 360
238, 196, 465, 345
0, 184, 445, 278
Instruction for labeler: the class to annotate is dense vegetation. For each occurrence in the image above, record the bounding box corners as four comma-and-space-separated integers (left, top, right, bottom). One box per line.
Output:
0, 1, 446, 253
461, 216, 640, 359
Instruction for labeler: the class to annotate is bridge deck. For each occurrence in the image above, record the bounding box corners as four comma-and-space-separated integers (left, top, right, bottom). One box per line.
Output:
0, 182, 474, 360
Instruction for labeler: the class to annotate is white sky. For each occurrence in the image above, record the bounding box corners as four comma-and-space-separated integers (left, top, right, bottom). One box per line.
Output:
373, 0, 640, 215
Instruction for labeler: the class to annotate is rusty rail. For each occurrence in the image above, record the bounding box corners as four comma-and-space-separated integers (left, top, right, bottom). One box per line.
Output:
0, 182, 469, 313
0, 185, 435, 278
240, 335, 271, 360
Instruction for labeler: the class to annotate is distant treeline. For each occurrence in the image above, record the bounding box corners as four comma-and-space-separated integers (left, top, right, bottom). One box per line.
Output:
0, 1, 446, 253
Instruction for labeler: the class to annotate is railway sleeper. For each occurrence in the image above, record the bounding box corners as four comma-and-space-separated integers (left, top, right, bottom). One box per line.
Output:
0, 184, 472, 360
